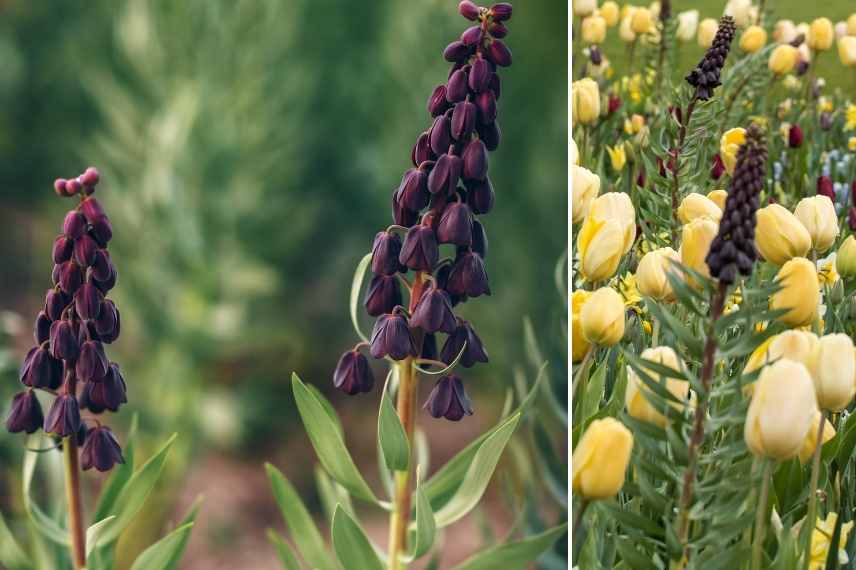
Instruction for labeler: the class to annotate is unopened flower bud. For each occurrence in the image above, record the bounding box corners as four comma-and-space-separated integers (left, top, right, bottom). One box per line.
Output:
412, 132, 433, 166
437, 202, 474, 246
462, 139, 488, 181
424, 375, 474, 421
95, 299, 120, 343
478, 120, 501, 151
45, 288, 69, 321
788, 124, 804, 148
836, 236, 856, 278
451, 100, 477, 140
427, 85, 449, 116
466, 177, 495, 214
75, 283, 104, 320
44, 394, 81, 437
50, 320, 79, 361
90, 216, 113, 245
57, 261, 83, 295
447, 250, 490, 297
486, 39, 512, 66
35, 312, 51, 344
489, 21, 508, 38
73, 234, 98, 267
441, 318, 489, 366
80, 167, 100, 188
459, 0, 480, 21
490, 3, 512, 22
443, 40, 472, 62
572, 418, 633, 500
6, 390, 44, 434
54, 178, 69, 196
816, 176, 835, 201
65, 179, 82, 196
52, 236, 73, 264
428, 152, 462, 195
371, 231, 404, 276
461, 25, 483, 46
468, 57, 491, 92
364, 275, 402, 317
80, 197, 106, 223
429, 114, 453, 156
805, 334, 856, 411
475, 91, 496, 124
411, 286, 457, 334
580, 287, 625, 345
770, 258, 820, 327
446, 69, 469, 103
369, 312, 417, 360
63, 211, 86, 239
81, 425, 124, 472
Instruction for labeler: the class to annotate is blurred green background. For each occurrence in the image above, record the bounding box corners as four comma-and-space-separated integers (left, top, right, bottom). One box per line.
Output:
0, 0, 568, 568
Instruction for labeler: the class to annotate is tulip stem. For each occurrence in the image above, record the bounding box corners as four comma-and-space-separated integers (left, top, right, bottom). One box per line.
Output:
572, 345, 596, 400
751, 460, 773, 570
63, 436, 86, 570
571, 499, 590, 565
802, 410, 827, 570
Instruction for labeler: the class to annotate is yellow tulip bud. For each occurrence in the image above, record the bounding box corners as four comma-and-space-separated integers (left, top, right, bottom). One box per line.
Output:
572, 165, 601, 223
849, 14, 856, 37
720, 128, 746, 176
572, 417, 633, 500
798, 411, 836, 464
793, 196, 839, 253
585, 192, 636, 252
677, 192, 722, 224
580, 287, 625, 345
724, 0, 753, 28
571, 290, 593, 362
636, 247, 680, 302
809, 18, 834, 51
769, 44, 799, 75
573, 0, 598, 17
839, 36, 856, 67
745, 360, 818, 460
600, 1, 620, 26
806, 334, 856, 411
570, 138, 579, 166
577, 217, 624, 282
755, 204, 812, 265
625, 346, 690, 427
744, 330, 819, 385
697, 18, 718, 48
740, 26, 767, 53
619, 13, 637, 43
706, 189, 728, 210
773, 20, 797, 44
630, 7, 652, 34
836, 235, 856, 277
676, 10, 699, 42
582, 15, 607, 44
572, 78, 601, 125
606, 144, 627, 171
770, 257, 820, 328
679, 218, 718, 279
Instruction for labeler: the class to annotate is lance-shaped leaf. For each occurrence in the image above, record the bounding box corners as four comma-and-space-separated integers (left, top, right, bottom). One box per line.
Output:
22, 433, 70, 545
94, 413, 139, 520
350, 253, 373, 343
331, 506, 384, 570
451, 523, 567, 570
402, 467, 436, 562
0, 509, 31, 570
378, 373, 410, 472
267, 530, 302, 570
128, 523, 194, 570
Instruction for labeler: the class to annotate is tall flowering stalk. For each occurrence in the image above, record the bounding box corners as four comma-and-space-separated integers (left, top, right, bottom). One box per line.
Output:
6, 168, 125, 569
332, 1, 511, 566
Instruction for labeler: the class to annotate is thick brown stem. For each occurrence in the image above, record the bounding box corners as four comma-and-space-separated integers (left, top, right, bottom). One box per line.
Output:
63, 436, 86, 570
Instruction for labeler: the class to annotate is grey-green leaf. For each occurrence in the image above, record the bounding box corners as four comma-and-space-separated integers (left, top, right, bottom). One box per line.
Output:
452, 523, 567, 570
128, 523, 194, 570
331, 506, 384, 570
349, 253, 373, 343
267, 529, 302, 570
0, 509, 31, 570
94, 413, 139, 521
379, 385, 410, 472
404, 468, 436, 561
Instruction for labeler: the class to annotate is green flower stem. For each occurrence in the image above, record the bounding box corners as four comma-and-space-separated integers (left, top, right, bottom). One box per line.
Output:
571, 345, 597, 400
803, 410, 827, 570
63, 436, 86, 570
571, 499, 590, 565
751, 460, 773, 570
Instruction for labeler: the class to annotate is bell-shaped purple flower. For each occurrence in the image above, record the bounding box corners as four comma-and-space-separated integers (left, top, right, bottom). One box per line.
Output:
437, 202, 473, 246
23, 345, 63, 389
486, 39, 512, 67
50, 320, 80, 361
75, 283, 104, 320
80, 363, 127, 413
471, 220, 488, 259
333, 350, 375, 395
467, 177, 495, 214
57, 261, 83, 295
35, 312, 51, 344
428, 152, 462, 196
427, 85, 450, 117
369, 312, 417, 361
429, 114, 452, 156
477, 120, 501, 151
6, 390, 44, 434
90, 216, 113, 245
91, 250, 112, 282
44, 394, 81, 437
469, 57, 491, 93
398, 168, 430, 212
81, 425, 124, 472
462, 139, 488, 181
461, 25, 483, 46
424, 375, 474, 421
73, 235, 98, 267
412, 132, 434, 166
475, 91, 497, 124
95, 300, 120, 343
451, 101, 477, 140
446, 68, 469, 103
392, 191, 420, 228
63, 211, 87, 239
443, 40, 472, 62
76, 340, 109, 382
410, 286, 457, 334
364, 275, 403, 317
53, 235, 73, 264
45, 288, 69, 321
399, 225, 439, 272
93, 263, 117, 293
371, 231, 404, 276
447, 251, 491, 297
441, 319, 489, 367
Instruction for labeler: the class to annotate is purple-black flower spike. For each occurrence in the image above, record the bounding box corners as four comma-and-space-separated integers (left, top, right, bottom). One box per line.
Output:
399, 225, 439, 272
371, 230, 404, 276
364, 275, 403, 317
369, 312, 417, 361
410, 286, 457, 334
447, 250, 491, 297
6, 390, 44, 434
80, 426, 124, 472
441, 319, 489, 367
333, 350, 375, 395
424, 375, 474, 421
437, 202, 474, 246
44, 394, 81, 437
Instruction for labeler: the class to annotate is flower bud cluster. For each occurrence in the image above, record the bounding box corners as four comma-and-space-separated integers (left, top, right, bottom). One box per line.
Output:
6, 168, 125, 472
685, 16, 736, 100
334, 1, 513, 421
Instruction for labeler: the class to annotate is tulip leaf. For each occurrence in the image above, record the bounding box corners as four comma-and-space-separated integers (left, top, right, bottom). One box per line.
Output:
451, 523, 567, 570
432, 412, 520, 528
378, 376, 410, 472
128, 523, 194, 570
0, 509, 31, 570
22, 433, 71, 546
85, 516, 116, 557
316, 465, 355, 522
267, 529, 302, 570
94, 412, 139, 521
579, 358, 607, 423
266, 463, 337, 570
349, 252, 373, 343
403, 468, 436, 561
292, 373, 380, 505
331, 506, 385, 570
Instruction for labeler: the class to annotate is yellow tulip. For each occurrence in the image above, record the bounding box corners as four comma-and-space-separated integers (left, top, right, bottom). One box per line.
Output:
769, 44, 799, 75
679, 218, 718, 279
570, 138, 579, 165
572, 165, 601, 223
619, 12, 637, 43
625, 346, 690, 427
580, 287, 625, 345
809, 18, 834, 51
724, 0, 753, 28
745, 360, 818, 460
793, 196, 839, 253
836, 235, 856, 277
839, 36, 856, 67
636, 247, 680, 302
773, 20, 798, 44
582, 14, 607, 44
676, 10, 699, 42
798, 411, 836, 464
585, 192, 636, 252
806, 333, 856, 411
808, 513, 855, 568
577, 216, 624, 282
740, 25, 767, 53
606, 144, 627, 171
677, 193, 722, 224
849, 14, 856, 36
572, 417, 633, 500
572, 78, 601, 125
571, 290, 593, 362
849, 137, 856, 151
770, 258, 820, 327
630, 7, 652, 34
720, 127, 746, 176
755, 204, 811, 265
706, 189, 728, 210
600, 1, 620, 26
697, 18, 718, 48
573, 0, 598, 17
624, 113, 645, 135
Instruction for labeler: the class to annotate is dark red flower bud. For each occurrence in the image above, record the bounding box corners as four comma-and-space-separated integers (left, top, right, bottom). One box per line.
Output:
369, 312, 417, 361
446, 69, 470, 103
6, 390, 43, 434
65, 179, 82, 196
428, 153, 463, 196
35, 312, 51, 344
45, 288, 69, 321
849, 207, 856, 231
90, 216, 113, 245
52, 235, 73, 264
397, 168, 430, 212
451, 101, 477, 140
95, 300, 120, 343
459, 0, 480, 20
427, 85, 449, 116
443, 40, 472, 62
50, 320, 79, 361
80, 363, 127, 413
411, 286, 457, 334
469, 57, 491, 93
424, 375, 473, 421
54, 178, 69, 197
637, 166, 647, 188
488, 21, 508, 38
333, 350, 375, 395
57, 261, 83, 295
22, 346, 63, 390
471, 219, 488, 259
466, 177, 495, 214
441, 319, 489, 367
75, 283, 104, 320
63, 211, 86, 239
81, 167, 100, 188
429, 114, 453, 156
399, 225, 439, 271
364, 275, 402, 317
461, 25, 483, 46
392, 191, 420, 228
817, 176, 835, 201
437, 202, 474, 246
73, 234, 98, 267
788, 124, 803, 148
475, 91, 496, 124
851, 181, 856, 207
490, 2, 512, 21
76, 340, 109, 382
711, 154, 725, 180
371, 231, 404, 276
462, 139, 488, 181
44, 394, 81, 437
608, 93, 622, 114
412, 132, 434, 166
80, 197, 106, 224
477, 120, 501, 151
80, 425, 124, 472
486, 39, 512, 67
447, 250, 490, 297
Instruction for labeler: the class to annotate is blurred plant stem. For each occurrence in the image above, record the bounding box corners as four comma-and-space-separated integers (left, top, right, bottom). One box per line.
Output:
802, 410, 827, 570
571, 499, 590, 565
751, 460, 773, 570
63, 436, 86, 570
671, 95, 698, 243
